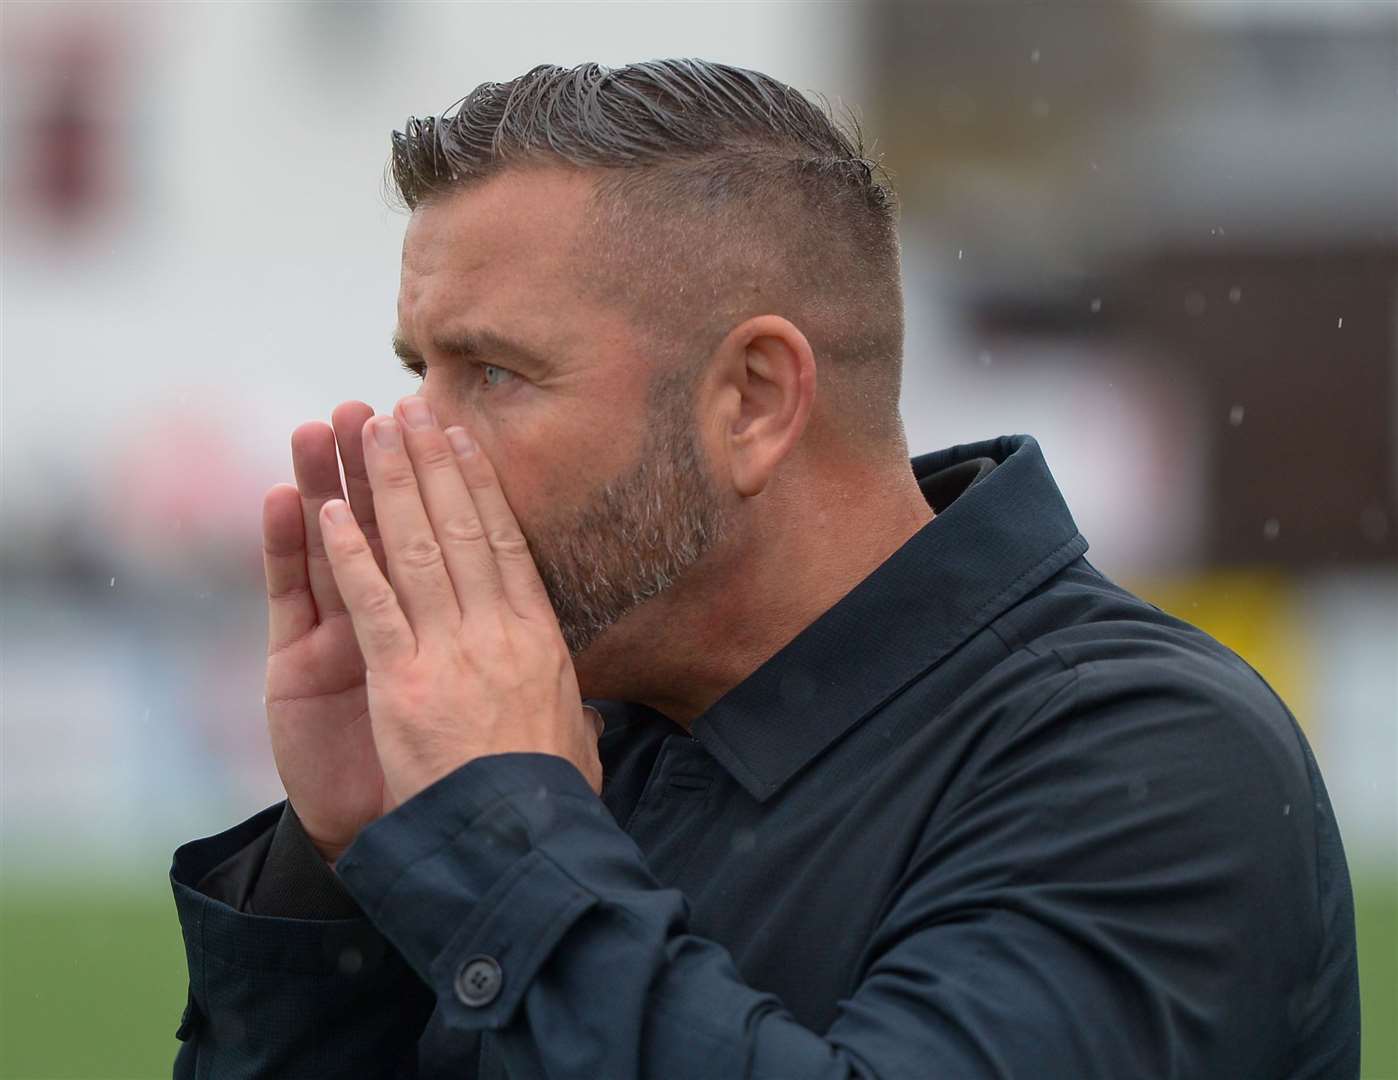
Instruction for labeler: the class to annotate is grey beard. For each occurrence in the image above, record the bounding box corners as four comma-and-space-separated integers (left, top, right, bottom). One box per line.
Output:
531, 413, 731, 658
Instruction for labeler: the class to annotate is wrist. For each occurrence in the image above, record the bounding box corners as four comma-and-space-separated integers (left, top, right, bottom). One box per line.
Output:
284, 802, 350, 869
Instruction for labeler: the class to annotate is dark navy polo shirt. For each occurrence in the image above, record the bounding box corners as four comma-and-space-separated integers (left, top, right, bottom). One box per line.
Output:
170, 433, 1359, 1079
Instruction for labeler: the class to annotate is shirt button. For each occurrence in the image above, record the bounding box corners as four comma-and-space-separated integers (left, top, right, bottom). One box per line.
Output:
454, 954, 503, 1007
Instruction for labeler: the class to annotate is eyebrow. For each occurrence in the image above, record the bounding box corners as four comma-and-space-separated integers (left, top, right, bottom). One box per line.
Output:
391, 327, 550, 372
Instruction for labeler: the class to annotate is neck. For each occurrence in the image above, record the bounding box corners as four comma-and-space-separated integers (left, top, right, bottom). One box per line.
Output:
573, 460, 935, 730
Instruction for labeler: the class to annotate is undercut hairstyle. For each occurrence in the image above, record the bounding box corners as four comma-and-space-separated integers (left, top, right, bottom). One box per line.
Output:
388, 58, 908, 455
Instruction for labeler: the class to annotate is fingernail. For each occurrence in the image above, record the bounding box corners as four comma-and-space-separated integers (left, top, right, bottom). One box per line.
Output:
374, 417, 401, 448
402, 397, 434, 430
446, 426, 477, 456
323, 500, 351, 526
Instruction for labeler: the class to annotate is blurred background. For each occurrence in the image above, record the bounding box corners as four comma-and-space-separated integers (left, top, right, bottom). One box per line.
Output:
1, 1, 1394, 1076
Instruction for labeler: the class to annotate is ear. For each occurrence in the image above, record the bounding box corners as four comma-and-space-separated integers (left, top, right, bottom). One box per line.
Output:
708, 315, 816, 498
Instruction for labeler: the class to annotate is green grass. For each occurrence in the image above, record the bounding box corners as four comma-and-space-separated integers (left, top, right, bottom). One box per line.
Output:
1, 887, 188, 1080
1357, 876, 1398, 1079
2, 876, 1396, 1078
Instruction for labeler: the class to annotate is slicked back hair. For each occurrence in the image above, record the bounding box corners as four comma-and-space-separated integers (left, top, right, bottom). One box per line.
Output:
389, 59, 908, 455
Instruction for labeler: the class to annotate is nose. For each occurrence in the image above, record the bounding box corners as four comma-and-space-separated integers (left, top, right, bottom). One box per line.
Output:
412, 382, 449, 424
413, 385, 477, 451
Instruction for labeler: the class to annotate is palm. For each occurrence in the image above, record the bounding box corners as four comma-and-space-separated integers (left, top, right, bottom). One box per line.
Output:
265, 570, 387, 859
261, 403, 394, 864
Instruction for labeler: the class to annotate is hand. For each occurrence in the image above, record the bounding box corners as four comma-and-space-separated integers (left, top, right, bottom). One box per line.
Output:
262, 402, 392, 866
316, 395, 604, 811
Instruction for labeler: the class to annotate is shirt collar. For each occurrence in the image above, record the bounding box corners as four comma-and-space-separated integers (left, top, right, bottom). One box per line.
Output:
682, 433, 1090, 802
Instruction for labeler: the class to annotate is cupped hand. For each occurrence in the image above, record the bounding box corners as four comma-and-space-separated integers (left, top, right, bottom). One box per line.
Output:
316, 395, 604, 809
262, 401, 393, 865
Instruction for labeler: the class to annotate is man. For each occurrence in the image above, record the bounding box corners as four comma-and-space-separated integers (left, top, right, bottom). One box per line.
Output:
169, 59, 1359, 1078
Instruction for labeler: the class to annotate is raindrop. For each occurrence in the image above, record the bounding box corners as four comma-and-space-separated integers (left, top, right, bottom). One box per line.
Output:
957, 249, 963, 260
1262, 518, 1281, 541
109, 576, 116, 588
1337, 317, 1344, 329
1090, 298, 1102, 313
1282, 804, 1291, 816
1228, 286, 1242, 304
1031, 48, 1041, 63
1229, 405, 1245, 427
1184, 291, 1207, 317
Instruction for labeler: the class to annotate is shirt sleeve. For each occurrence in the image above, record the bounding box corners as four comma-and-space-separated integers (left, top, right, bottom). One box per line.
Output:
195, 801, 364, 919
169, 802, 439, 1079
331, 657, 1356, 1079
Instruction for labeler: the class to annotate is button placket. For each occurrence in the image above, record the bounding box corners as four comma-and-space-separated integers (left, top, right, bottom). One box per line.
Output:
660, 737, 716, 799
621, 734, 692, 829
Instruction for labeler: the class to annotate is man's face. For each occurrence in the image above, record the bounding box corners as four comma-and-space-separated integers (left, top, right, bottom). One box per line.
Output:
394, 168, 732, 658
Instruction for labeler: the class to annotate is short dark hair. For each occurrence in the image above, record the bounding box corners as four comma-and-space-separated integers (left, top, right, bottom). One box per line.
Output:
389, 59, 907, 452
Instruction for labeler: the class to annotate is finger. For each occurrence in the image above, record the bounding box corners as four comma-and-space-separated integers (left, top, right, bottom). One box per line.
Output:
290, 421, 350, 619
330, 401, 385, 574
364, 412, 462, 637
395, 398, 506, 616
263, 483, 316, 652
446, 425, 555, 621
319, 499, 416, 669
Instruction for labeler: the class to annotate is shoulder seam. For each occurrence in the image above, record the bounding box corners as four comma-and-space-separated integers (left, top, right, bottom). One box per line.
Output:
1003, 663, 1081, 748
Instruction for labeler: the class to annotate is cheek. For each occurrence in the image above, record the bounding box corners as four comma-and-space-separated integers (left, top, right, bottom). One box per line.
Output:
498, 428, 628, 535
475, 431, 562, 531
454, 391, 635, 526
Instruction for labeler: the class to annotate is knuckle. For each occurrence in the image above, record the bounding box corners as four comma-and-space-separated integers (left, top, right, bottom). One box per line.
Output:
398, 535, 444, 569
366, 622, 401, 653
416, 443, 458, 471
266, 582, 311, 603
381, 465, 419, 491
332, 534, 373, 560
488, 529, 531, 557
362, 587, 399, 619
440, 515, 488, 545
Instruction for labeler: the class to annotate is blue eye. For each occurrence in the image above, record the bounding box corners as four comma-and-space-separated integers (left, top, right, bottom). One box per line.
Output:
481, 363, 515, 389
